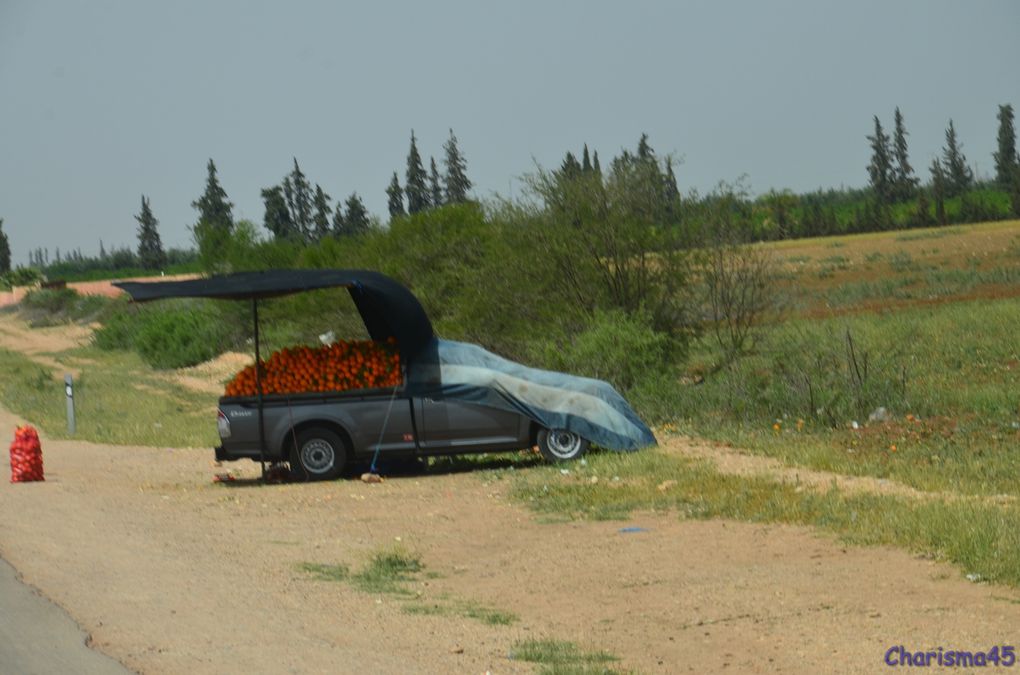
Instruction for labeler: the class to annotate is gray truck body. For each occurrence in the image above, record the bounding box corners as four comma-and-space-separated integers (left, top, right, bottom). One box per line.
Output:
215, 388, 535, 464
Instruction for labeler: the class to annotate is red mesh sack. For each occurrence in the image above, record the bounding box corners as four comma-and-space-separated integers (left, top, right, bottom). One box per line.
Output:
10, 425, 44, 483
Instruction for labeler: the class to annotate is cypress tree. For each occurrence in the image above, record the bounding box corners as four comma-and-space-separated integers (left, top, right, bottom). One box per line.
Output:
312, 184, 332, 242
429, 157, 444, 208
191, 159, 234, 233
942, 120, 973, 197
592, 150, 601, 176
288, 159, 313, 240
386, 172, 406, 220
559, 151, 582, 180
135, 195, 166, 270
331, 201, 346, 235
261, 185, 296, 239
405, 131, 430, 214
930, 159, 948, 226
993, 104, 1019, 189
912, 190, 934, 228
664, 161, 680, 218
867, 116, 894, 204
0, 218, 10, 274
891, 107, 918, 201
343, 193, 370, 235
637, 133, 654, 161
442, 128, 472, 203
582, 144, 592, 173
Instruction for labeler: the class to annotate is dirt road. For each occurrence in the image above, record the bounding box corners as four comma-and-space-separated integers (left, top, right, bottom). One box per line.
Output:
2, 391, 1020, 673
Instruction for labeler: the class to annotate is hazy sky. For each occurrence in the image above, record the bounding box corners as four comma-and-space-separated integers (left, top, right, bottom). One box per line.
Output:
2, 1, 1018, 263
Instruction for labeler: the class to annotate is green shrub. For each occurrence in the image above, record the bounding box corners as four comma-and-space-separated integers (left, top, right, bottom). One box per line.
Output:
539, 308, 673, 391
95, 299, 238, 369
18, 287, 110, 326
92, 302, 141, 351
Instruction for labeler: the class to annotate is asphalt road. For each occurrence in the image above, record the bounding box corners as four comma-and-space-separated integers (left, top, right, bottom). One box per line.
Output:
0, 556, 131, 675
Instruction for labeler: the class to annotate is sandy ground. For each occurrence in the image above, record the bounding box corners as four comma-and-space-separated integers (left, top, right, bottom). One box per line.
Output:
2, 314, 1020, 673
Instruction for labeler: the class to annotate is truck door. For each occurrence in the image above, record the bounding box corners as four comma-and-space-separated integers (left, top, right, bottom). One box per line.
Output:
417, 396, 524, 453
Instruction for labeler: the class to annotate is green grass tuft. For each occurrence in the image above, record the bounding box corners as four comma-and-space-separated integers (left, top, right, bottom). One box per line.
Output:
351, 549, 423, 596
511, 638, 620, 674
297, 562, 350, 582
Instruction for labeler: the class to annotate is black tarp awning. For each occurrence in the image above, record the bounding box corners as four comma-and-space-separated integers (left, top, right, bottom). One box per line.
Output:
113, 269, 435, 363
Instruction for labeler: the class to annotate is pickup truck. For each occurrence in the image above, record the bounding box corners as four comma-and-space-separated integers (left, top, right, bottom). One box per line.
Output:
115, 269, 648, 482
216, 388, 589, 481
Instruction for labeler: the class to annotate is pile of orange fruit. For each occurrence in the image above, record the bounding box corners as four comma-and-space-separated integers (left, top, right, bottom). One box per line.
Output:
224, 339, 402, 397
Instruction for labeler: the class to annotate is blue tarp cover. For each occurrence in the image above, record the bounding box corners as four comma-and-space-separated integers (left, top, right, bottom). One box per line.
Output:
409, 339, 656, 452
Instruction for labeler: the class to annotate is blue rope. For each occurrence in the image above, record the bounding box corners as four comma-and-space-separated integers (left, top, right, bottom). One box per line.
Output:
369, 385, 400, 474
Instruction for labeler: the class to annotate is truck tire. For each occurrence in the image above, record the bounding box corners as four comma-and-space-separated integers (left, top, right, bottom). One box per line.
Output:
537, 428, 589, 462
289, 427, 347, 482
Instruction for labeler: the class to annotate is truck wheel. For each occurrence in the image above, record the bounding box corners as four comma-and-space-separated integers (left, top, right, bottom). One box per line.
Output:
537, 428, 589, 462
289, 427, 347, 481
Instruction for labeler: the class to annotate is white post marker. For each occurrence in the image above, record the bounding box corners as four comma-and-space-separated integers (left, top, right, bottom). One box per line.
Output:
64, 374, 75, 435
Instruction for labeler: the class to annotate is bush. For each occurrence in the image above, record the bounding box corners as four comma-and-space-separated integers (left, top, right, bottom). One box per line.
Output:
17, 288, 110, 327
95, 299, 238, 369
539, 308, 672, 391
2, 266, 43, 288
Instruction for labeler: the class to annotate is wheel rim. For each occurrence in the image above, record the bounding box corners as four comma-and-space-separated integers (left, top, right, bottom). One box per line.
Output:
547, 430, 581, 459
300, 438, 336, 474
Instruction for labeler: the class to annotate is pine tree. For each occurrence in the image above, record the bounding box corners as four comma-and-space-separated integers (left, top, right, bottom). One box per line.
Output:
429, 157, 444, 209
930, 159, 948, 226
191, 159, 234, 233
288, 158, 313, 240
942, 120, 973, 197
0, 218, 10, 274
404, 131, 430, 214
993, 104, 1019, 189
135, 195, 166, 270
867, 116, 894, 204
891, 107, 918, 201
343, 193, 370, 235
386, 172, 405, 220
260, 185, 296, 239
312, 184, 332, 241
442, 128, 472, 203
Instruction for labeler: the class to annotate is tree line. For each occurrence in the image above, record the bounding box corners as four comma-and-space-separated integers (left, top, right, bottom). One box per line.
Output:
861, 103, 1019, 230
2, 106, 1018, 281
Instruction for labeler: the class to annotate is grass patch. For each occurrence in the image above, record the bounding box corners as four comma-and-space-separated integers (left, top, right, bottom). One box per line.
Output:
300, 547, 519, 626
895, 227, 964, 241
0, 345, 218, 447
510, 638, 620, 674
672, 297, 1020, 496
402, 599, 518, 626
509, 449, 1020, 587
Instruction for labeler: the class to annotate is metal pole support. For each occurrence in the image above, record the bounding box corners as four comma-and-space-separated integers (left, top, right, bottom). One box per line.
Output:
64, 373, 76, 435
